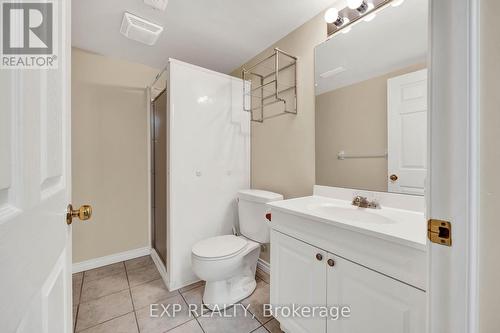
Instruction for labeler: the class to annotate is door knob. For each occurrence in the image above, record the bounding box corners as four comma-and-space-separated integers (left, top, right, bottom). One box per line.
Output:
316, 253, 323, 261
67, 204, 92, 225
389, 174, 398, 181
327, 259, 335, 267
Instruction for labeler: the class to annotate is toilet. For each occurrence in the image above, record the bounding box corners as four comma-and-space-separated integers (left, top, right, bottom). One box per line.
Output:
191, 189, 283, 310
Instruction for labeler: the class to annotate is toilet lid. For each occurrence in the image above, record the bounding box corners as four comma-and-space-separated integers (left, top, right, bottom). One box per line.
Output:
192, 235, 247, 259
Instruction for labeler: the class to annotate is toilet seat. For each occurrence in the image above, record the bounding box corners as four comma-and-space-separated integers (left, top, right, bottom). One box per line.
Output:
192, 235, 247, 260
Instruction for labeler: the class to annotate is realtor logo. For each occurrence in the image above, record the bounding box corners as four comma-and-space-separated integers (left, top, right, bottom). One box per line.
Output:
1, 0, 58, 68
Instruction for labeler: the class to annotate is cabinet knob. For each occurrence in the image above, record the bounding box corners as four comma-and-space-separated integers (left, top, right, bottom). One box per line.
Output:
316, 253, 323, 261
327, 259, 335, 267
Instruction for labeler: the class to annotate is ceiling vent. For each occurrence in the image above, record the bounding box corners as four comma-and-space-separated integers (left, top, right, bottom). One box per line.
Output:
144, 0, 168, 11
120, 12, 164, 46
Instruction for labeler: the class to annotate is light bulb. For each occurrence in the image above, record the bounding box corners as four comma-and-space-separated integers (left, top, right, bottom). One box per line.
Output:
324, 7, 339, 23
347, 0, 364, 9
391, 0, 405, 7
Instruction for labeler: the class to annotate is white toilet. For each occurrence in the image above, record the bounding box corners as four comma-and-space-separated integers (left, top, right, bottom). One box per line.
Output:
191, 189, 283, 310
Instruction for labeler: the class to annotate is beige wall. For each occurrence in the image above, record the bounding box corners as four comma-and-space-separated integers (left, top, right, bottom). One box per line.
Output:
231, 13, 328, 200
479, 0, 500, 331
231, 12, 328, 264
315, 63, 426, 192
72, 48, 157, 263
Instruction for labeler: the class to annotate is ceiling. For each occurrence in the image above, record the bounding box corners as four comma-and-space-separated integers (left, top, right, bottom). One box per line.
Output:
72, 0, 338, 74
315, 0, 428, 95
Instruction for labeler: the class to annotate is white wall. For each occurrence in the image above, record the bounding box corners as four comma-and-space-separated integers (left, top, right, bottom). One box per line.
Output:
168, 60, 251, 289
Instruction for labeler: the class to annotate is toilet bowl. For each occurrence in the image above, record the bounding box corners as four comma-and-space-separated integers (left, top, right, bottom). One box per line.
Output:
191, 189, 283, 310
192, 235, 260, 309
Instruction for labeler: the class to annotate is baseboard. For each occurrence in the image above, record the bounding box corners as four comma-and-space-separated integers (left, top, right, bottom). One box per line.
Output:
257, 258, 270, 275
150, 248, 170, 289
72, 247, 151, 273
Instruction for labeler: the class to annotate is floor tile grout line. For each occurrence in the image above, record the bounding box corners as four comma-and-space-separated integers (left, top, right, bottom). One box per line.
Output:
123, 261, 141, 332
251, 324, 271, 333
77, 268, 160, 305
132, 289, 181, 312
78, 285, 131, 305
244, 302, 274, 326
130, 275, 168, 291
161, 317, 197, 333
194, 316, 207, 333
179, 289, 197, 318
74, 311, 136, 333
179, 288, 207, 333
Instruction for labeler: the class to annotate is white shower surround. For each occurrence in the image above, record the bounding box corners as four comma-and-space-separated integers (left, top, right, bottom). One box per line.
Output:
166, 59, 251, 290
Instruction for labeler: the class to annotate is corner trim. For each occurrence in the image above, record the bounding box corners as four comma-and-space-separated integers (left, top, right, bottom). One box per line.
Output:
72, 247, 151, 273
150, 248, 171, 290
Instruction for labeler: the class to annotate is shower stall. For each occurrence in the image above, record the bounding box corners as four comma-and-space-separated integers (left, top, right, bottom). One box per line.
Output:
149, 59, 251, 290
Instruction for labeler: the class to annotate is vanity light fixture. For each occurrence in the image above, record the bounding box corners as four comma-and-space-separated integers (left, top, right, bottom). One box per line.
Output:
347, 0, 369, 13
342, 26, 352, 34
324, 7, 344, 27
363, 2, 376, 22
326, 0, 400, 37
341, 18, 352, 33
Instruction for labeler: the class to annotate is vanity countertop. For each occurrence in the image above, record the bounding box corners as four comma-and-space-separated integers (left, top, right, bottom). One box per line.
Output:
268, 195, 427, 251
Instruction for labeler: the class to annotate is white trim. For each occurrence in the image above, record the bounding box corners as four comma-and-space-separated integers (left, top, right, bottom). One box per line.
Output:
151, 248, 171, 290
72, 247, 151, 273
151, 250, 203, 293
257, 258, 270, 275
467, 0, 480, 331
146, 86, 152, 250
427, 0, 480, 332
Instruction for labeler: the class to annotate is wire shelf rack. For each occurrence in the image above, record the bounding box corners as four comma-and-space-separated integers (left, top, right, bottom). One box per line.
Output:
242, 48, 298, 123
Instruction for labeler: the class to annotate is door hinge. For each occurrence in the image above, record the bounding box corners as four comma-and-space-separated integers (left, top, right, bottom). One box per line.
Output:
427, 219, 452, 246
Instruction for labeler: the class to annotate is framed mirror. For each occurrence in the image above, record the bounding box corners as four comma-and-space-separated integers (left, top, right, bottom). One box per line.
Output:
314, 0, 428, 195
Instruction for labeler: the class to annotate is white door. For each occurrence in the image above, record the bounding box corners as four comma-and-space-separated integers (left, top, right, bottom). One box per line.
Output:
0, 0, 75, 332
387, 69, 428, 195
326, 254, 426, 333
270, 230, 327, 333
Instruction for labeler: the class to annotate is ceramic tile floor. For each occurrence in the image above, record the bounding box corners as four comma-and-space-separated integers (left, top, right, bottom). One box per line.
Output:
73, 256, 283, 333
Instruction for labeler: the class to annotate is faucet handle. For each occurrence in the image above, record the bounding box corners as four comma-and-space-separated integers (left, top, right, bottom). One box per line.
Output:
367, 199, 380, 209
352, 195, 366, 206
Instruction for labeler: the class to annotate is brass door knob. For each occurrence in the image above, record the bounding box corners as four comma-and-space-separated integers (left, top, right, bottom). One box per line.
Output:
67, 204, 92, 225
327, 259, 335, 267
389, 174, 398, 181
316, 253, 323, 261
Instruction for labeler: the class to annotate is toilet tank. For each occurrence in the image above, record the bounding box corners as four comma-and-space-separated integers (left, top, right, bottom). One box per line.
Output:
238, 189, 283, 243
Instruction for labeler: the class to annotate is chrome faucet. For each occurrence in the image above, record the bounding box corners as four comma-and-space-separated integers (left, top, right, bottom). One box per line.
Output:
352, 196, 380, 209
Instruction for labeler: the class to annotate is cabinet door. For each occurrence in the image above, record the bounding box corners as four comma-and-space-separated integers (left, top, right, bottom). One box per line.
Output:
271, 230, 327, 333
327, 255, 426, 333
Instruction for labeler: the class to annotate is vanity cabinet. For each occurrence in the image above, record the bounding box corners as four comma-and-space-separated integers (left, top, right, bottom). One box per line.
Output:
271, 230, 426, 333
271, 229, 327, 333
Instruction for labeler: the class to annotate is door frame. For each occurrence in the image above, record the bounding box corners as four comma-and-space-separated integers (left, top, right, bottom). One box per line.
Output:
427, 0, 479, 332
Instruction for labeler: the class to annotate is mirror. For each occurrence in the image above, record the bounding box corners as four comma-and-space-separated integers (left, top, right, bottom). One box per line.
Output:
314, 0, 428, 195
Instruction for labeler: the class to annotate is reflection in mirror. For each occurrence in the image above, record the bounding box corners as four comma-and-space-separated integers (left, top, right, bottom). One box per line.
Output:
315, 0, 428, 195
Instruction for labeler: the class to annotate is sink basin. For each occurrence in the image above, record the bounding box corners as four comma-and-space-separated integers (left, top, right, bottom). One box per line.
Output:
307, 203, 397, 225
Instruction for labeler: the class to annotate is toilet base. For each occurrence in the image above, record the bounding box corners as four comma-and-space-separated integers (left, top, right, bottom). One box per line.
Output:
203, 275, 257, 310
